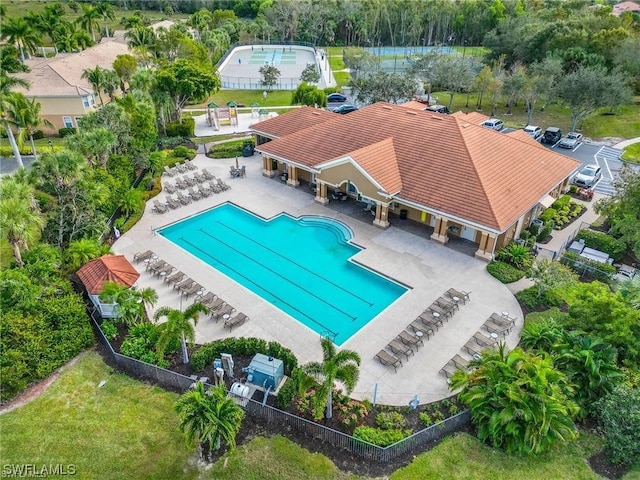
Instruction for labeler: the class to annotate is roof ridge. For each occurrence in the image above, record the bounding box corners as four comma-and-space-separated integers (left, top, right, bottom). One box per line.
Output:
452, 117, 501, 229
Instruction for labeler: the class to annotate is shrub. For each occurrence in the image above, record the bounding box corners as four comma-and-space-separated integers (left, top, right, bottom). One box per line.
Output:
595, 385, 640, 465
191, 337, 298, 374
551, 194, 571, 209
165, 118, 194, 137
157, 136, 189, 149
497, 242, 534, 271
172, 145, 196, 160
32, 130, 44, 140
352, 426, 410, 447
569, 185, 578, 194
100, 321, 118, 341
487, 261, 526, 283
376, 411, 406, 430
574, 230, 626, 261
419, 411, 433, 426
539, 208, 557, 223
516, 286, 556, 309
538, 223, 554, 241
33, 191, 55, 213
275, 368, 300, 408
208, 140, 245, 158
58, 127, 77, 137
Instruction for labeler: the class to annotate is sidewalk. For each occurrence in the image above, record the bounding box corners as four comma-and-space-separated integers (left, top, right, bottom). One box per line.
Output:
613, 137, 640, 149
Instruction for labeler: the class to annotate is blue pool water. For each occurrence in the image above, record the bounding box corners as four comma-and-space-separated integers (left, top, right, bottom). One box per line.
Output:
159, 203, 407, 345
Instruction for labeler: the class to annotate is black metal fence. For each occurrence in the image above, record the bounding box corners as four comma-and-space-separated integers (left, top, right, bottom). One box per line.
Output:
90, 311, 470, 462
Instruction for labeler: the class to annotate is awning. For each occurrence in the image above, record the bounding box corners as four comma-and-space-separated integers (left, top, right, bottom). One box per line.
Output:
538, 194, 555, 209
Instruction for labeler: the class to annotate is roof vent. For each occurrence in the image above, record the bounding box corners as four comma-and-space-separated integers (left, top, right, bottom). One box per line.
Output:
461, 123, 471, 128
406, 110, 417, 115
312, 112, 321, 116
382, 106, 393, 110
431, 115, 443, 120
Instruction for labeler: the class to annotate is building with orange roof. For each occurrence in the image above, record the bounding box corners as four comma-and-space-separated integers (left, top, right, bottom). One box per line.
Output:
251, 103, 581, 261
612, 1, 640, 16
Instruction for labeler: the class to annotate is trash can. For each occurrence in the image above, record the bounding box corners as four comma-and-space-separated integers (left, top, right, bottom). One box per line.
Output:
400, 209, 408, 220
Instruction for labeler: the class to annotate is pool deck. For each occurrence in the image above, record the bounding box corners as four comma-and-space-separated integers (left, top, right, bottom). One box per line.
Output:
113, 152, 523, 406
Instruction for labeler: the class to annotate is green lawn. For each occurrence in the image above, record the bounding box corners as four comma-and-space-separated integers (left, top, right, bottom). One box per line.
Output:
0, 351, 199, 480
450, 45, 490, 61
3, 351, 639, 480
191, 90, 294, 109
622, 142, 640, 163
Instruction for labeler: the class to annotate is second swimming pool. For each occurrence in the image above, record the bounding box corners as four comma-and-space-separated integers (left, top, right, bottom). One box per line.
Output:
159, 203, 407, 345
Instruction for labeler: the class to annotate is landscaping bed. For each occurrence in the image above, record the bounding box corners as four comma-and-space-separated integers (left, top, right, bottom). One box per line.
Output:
539, 195, 587, 230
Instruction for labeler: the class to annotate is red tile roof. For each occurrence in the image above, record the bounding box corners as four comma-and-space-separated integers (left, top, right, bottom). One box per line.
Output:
401, 100, 429, 111
253, 103, 581, 232
250, 106, 336, 139
451, 110, 490, 125
76, 255, 140, 295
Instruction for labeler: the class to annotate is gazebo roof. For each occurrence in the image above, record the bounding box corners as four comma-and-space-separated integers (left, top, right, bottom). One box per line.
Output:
76, 255, 140, 295
207, 102, 219, 108
227, 101, 237, 107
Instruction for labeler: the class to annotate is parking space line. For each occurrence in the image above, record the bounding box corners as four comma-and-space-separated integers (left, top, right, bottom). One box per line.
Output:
572, 143, 582, 153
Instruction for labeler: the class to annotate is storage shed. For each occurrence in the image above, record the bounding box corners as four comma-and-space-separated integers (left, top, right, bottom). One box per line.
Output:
245, 353, 284, 390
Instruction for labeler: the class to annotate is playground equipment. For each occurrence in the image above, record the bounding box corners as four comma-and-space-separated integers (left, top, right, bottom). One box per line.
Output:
206, 101, 239, 131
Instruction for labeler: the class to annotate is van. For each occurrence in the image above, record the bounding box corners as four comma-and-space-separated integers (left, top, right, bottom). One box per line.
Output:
481, 118, 504, 131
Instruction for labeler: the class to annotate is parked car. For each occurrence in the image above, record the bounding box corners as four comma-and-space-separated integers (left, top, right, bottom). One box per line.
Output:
480, 118, 504, 131
424, 104, 450, 114
541, 127, 562, 144
332, 104, 358, 114
613, 265, 637, 283
523, 125, 542, 140
558, 132, 583, 149
573, 164, 602, 188
327, 93, 347, 103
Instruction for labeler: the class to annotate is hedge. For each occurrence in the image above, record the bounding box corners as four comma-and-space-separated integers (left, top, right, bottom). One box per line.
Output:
190, 337, 298, 374
486, 261, 526, 283
165, 118, 195, 137
58, 127, 77, 137
574, 230, 626, 261
208, 140, 245, 159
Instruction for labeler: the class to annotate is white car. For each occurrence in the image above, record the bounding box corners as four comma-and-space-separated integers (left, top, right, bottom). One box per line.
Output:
613, 265, 637, 283
573, 164, 602, 188
558, 132, 583, 149
481, 118, 504, 131
523, 125, 542, 140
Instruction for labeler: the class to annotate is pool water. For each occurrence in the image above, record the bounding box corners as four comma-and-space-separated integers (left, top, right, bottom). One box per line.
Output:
159, 203, 407, 345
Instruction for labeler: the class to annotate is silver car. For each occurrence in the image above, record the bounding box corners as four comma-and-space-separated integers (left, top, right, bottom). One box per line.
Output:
523, 125, 542, 140
558, 132, 583, 149
573, 164, 602, 187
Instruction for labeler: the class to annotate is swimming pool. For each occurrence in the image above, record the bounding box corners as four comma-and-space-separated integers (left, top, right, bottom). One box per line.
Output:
159, 203, 407, 345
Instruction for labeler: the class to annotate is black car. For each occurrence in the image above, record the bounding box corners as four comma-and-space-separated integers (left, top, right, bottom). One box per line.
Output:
424, 105, 450, 114
332, 104, 358, 114
327, 93, 347, 103
541, 127, 562, 144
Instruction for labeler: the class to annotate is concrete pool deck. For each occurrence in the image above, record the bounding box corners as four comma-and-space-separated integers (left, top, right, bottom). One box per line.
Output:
113, 152, 523, 406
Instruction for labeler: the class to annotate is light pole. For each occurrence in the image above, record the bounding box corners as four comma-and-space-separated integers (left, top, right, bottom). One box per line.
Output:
462, 40, 468, 59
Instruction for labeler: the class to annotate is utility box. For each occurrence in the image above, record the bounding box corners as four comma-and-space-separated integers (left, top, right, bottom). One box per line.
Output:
245, 353, 284, 390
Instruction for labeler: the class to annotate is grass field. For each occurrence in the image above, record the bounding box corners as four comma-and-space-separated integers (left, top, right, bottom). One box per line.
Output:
622, 142, 640, 162
190, 90, 294, 109
4, 351, 639, 480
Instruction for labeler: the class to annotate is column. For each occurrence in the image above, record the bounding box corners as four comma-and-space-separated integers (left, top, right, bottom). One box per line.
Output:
286, 165, 300, 187
262, 155, 275, 177
430, 216, 449, 244
474, 232, 496, 261
315, 181, 329, 205
373, 203, 390, 228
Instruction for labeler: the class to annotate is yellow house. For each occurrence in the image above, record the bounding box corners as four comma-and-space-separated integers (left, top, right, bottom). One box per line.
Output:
14, 37, 130, 133
251, 103, 581, 261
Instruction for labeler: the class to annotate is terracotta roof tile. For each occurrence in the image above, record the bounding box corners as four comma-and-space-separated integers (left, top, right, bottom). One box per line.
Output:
401, 100, 429, 110
76, 255, 140, 295
250, 106, 337, 139
255, 103, 581, 232
451, 110, 490, 124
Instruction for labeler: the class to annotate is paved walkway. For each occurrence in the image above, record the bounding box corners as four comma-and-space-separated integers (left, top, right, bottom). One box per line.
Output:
613, 137, 640, 149
113, 153, 523, 406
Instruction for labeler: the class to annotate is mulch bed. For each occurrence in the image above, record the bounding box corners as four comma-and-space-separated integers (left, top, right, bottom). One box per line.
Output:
554, 203, 588, 230
588, 451, 632, 480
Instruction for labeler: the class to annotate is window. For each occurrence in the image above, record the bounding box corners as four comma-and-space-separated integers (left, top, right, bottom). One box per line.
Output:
82, 96, 90, 107
62, 116, 73, 128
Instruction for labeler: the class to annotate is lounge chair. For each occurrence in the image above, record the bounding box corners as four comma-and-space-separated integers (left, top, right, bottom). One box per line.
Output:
450, 354, 469, 369
195, 291, 215, 305
217, 178, 230, 191
206, 182, 222, 194
463, 339, 483, 357
483, 319, 510, 336
147, 260, 168, 273
375, 350, 402, 372
181, 282, 203, 298
187, 187, 202, 201
185, 159, 198, 171
447, 288, 471, 304
490, 312, 515, 328
172, 177, 186, 189
174, 277, 195, 291
409, 320, 434, 338
193, 172, 206, 183
201, 168, 214, 180
436, 296, 458, 312
205, 297, 225, 312
182, 175, 196, 187
387, 339, 414, 360
212, 303, 235, 321
163, 182, 177, 194
176, 191, 191, 205
174, 162, 188, 173
397, 330, 424, 349
440, 362, 457, 378
224, 313, 248, 331
164, 271, 186, 285
153, 263, 175, 278
163, 165, 175, 177
473, 331, 497, 347
133, 250, 154, 263
152, 199, 168, 214
165, 195, 180, 209
418, 312, 443, 330
428, 303, 452, 320
198, 185, 211, 197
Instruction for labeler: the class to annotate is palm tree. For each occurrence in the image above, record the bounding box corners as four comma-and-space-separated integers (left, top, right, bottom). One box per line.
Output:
450, 344, 579, 454
616, 277, 640, 309
154, 303, 209, 364
0, 178, 43, 266
102, 69, 120, 100
1, 17, 42, 62
6, 94, 53, 161
78, 4, 102, 43
96, 2, 115, 38
37, 4, 66, 54
65, 127, 115, 167
81, 66, 106, 106
65, 238, 105, 269
118, 189, 144, 217
174, 383, 245, 459
100, 281, 158, 326
301, 337, 361, 419
125, 26, 156, 64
